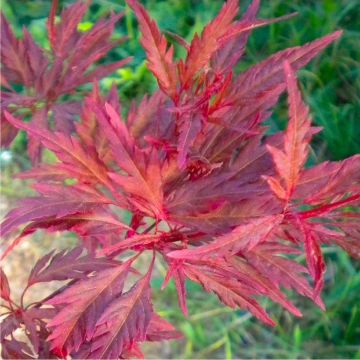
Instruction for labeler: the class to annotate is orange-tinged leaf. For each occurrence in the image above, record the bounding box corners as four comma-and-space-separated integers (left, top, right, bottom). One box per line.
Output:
127, 0, 177, 98
266, 61, 312, 199
4, 112, 111, 187
263, 176, 287, 200
181, 0, 239, 86
90, 102, 165, 218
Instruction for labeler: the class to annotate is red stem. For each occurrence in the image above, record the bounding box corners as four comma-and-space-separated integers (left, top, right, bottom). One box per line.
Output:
300, 194, 360, 219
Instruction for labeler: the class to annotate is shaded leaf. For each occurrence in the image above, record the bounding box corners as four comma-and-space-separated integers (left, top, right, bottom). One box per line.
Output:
184, 263, 275, 326
87, 260, 154, 359
0, 268, 11, 301
28, 247, 118, 286
146, 313, 183, 342
46, 259, 133, 356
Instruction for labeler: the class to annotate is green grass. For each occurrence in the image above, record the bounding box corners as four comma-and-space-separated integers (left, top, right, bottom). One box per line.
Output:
1, 1, 359, 358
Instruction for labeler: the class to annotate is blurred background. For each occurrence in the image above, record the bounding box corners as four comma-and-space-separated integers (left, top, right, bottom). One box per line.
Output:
1, 0, 359, 358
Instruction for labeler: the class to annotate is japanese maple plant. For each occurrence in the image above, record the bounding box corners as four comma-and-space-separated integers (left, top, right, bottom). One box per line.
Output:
1, 0, 359, 358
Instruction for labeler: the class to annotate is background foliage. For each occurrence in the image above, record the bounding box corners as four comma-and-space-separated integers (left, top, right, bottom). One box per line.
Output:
1, 0, 359, 358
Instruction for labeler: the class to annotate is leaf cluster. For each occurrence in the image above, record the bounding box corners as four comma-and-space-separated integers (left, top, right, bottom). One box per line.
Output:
1, 0, 130, 162
1, 0, 359, 358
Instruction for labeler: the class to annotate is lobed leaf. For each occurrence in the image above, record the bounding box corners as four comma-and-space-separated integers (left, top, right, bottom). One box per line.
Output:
168, 215, 283, 259
180, 0, 239, 86
266, 61, 313, 199
1, 184, 111, 240
184, 263, 275, 326
127, 0, 178, 98
46, 259, 134, 356
28, 247, 118, 286
87, 259, 154, 359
